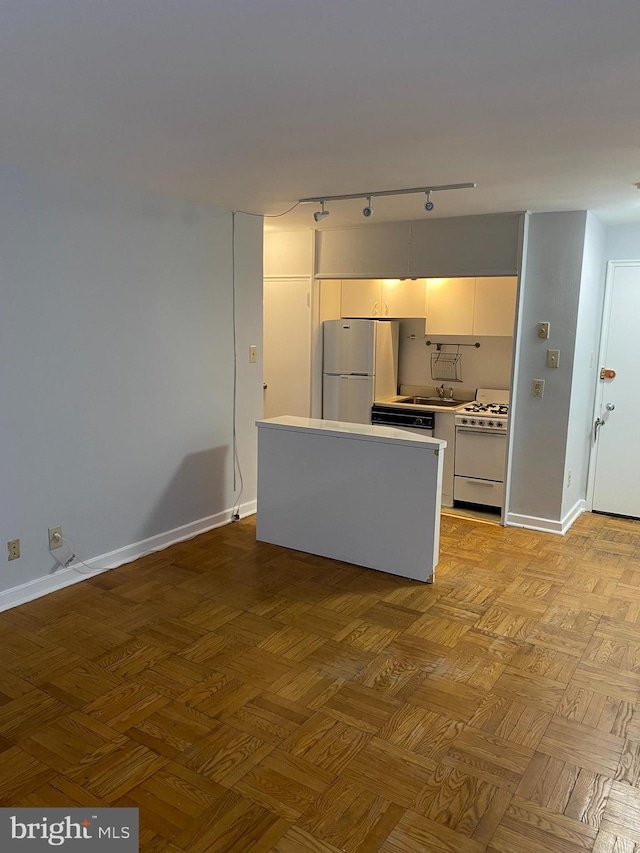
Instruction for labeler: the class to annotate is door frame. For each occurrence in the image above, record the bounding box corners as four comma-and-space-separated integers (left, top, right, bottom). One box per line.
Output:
586, 259, 640, 511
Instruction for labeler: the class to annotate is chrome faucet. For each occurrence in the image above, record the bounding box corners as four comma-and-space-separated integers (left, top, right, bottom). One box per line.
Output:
437, 384, 445, 399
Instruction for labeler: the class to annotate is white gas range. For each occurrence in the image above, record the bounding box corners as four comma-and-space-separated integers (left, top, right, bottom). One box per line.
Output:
454, 389, 510, 432
453, 389, 510, 509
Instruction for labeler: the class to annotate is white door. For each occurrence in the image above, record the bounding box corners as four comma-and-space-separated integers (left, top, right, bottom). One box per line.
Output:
263, 278, 311, 419
592, 263, 640, 517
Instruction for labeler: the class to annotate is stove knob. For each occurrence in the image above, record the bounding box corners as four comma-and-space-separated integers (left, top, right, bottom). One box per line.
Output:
470, 419, 476, 425
497, 421, 503, 428
461, 418, 468, 424
488, 420, 494, 427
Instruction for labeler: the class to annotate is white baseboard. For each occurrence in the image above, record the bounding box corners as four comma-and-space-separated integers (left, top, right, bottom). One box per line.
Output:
505, 499, 587, 535
0, 500, 257, 614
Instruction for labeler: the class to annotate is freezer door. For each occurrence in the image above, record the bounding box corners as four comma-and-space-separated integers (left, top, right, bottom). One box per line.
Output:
322, 374, 375, 424
323, 319, 375, 375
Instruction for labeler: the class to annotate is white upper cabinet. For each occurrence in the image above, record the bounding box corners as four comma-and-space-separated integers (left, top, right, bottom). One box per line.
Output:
408, 214, 522, 277
383, 279, 426, 318
341, 279, 426, 318
316, 224, 411, 278
473, 277, 517, 336
425, 278, 475, 335
424, 276, 517, 336
341, 279, 383, 317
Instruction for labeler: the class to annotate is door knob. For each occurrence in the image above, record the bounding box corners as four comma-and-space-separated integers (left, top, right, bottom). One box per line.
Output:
263, 383, 268, 390
605, 402, 615, 411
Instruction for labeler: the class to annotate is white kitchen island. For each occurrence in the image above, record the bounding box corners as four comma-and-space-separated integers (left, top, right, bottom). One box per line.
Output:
255, 416, 446, 582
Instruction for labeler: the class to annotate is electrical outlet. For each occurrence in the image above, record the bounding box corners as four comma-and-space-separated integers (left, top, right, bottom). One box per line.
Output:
567, 469, 573, 488
249, 345, 257, 364
48, 526, 63, 550
7, 539, 20, 560
532, 379, 545, 398
546, 349, 560, 368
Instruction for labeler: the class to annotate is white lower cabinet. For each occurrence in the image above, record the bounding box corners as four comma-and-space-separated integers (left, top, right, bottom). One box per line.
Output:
454, 476, 504, 508
433, 412, 455, 506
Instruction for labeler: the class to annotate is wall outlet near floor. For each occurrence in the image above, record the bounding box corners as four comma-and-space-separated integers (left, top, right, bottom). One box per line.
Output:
249, 345, 258, 364
532, 379, 545, 398
567, 469, 572, 488
48, 526, 63, 550
7, 539, 20, 560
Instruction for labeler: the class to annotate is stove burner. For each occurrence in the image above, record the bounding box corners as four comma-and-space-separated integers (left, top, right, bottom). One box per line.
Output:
462, 402, 509, 416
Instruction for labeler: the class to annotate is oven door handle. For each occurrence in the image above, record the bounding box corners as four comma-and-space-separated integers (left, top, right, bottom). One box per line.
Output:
455, 427, 506, 436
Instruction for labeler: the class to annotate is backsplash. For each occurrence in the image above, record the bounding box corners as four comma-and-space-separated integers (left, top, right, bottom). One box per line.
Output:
398, 319, 514, 391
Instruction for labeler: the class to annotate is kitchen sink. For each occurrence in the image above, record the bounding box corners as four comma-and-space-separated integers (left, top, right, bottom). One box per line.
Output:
401, 396, 465, 407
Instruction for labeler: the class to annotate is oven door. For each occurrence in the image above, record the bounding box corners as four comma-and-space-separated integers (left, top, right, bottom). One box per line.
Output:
454, 427, 507, 481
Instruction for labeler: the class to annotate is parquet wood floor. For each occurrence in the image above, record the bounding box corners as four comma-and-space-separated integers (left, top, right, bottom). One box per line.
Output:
1, 511, 640, 852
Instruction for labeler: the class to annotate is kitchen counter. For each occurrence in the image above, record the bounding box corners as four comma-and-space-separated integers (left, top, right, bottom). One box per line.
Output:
256, 416, 446, 582
374, 394, 468, 413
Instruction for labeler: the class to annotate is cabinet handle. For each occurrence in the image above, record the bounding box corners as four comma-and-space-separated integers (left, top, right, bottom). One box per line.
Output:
385, 301, 389, 315
373, 301, 379, 315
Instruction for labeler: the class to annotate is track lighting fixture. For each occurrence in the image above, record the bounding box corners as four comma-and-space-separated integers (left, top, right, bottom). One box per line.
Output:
313, 200, 330, 222
300, 182, 475, 221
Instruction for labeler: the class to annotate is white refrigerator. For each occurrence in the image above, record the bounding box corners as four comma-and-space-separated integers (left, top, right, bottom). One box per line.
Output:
322, 319, 399, 423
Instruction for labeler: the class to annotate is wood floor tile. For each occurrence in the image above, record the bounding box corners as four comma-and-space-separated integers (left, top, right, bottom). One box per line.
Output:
491, 667, 567, 714
297, 777, 405, 852
493, 797, 598, 851
280, 712, 372, 773
2, 511, 640, 850
442, 725, 533, 792
537, 716, 624, 777
173, 788, 290, 853
469, 693, 552, 749
379, 705, 464, 762
224, 693, 311, 746
0, 746, 56, 803
181, 722, 273, 786
601, 781, 640, 843
321, 682, 404, 733
345, 737, 436, 806
379, 808, 485, 853
415, 763, 512, 843
233, 749, 334, 820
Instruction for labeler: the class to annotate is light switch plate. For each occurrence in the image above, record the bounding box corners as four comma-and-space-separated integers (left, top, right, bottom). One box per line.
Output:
546, 349, 560, 368
537, 322, 550, 339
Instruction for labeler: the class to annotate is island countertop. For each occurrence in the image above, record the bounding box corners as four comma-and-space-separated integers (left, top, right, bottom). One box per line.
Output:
255, 416, 446, 583
256, 415, 447, 450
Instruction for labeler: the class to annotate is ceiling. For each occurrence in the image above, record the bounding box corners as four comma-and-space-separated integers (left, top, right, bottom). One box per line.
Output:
2, 0, 640, 230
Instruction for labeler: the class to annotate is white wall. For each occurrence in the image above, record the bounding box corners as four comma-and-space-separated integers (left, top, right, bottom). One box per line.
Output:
604, 223, 640, 260
561, 213, 606, 519
507, 212, 587, 527
398, 324, 514, 391
0, 166, 263, 601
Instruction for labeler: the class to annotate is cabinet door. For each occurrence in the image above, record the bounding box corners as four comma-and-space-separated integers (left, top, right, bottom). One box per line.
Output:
316, 224, 411, 278
382, 279, 426, 318
473, 277, 517, 336
341, 279, 382, 317
424, 278, 475, 335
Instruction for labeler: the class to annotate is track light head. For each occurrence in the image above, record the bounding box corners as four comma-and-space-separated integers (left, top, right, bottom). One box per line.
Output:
362, 196, 374, 218
424, 191, 434, 212
313, 201, 330, 222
